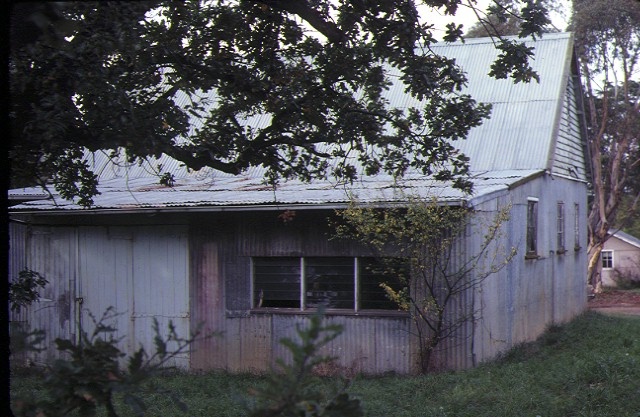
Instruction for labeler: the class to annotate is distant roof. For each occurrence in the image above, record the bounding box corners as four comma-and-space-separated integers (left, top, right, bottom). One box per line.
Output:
9, 33, 577, 213
609, 230, 640, 249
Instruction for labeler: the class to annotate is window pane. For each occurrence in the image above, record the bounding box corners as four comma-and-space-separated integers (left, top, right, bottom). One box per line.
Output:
253, 257, 300, 308
557, 202, 565, 251
601, 251, 613, 269
305, 257, 354, 309
526, 200, 538, 254
574, 204, 580, 248
359, 258, 408, 310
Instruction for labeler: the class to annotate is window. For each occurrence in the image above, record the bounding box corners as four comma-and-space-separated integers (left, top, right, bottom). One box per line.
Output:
557, 202, 565, 253
574, 203, 581, 250
601, 250, 613, 269
252, 257, 407, 311
526, 199, 538, 257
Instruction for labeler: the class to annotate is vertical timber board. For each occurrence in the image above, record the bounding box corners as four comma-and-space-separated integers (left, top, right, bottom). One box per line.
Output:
131, 225, 190, 369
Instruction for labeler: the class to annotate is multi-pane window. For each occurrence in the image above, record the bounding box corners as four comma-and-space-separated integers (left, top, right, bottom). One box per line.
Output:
557, 202, 565, 252
526, 199, 538, 257
601, 250, 613, 269
252, 257, 407, 311
574, 203, 581, 250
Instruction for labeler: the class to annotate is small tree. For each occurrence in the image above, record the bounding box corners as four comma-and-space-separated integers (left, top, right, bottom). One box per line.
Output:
249, 309, 363, 417
335, 196, 516, 372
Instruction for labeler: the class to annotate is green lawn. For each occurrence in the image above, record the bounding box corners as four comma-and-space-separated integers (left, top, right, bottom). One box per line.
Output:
10, 312, 640, 417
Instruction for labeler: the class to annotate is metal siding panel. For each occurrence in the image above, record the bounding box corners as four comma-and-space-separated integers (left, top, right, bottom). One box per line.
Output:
20, 227, 76, 364
77, 226, 132, 354
190, 236, 227, 370
239, 314, 272, 372
131, 225, 190, 368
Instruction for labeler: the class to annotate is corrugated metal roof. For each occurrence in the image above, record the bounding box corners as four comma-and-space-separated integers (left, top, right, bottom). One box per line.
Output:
404, 32, 573, 172
10, 169, 542, 211
9, 33, 574, 213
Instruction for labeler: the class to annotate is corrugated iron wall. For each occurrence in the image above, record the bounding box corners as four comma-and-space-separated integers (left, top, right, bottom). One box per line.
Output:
471, 174, 587, 364
190, 210, 421, 374
10, 222, 190, 368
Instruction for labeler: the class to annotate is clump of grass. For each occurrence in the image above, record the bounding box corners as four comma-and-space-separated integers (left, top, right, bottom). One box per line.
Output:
11, 312, 640, 417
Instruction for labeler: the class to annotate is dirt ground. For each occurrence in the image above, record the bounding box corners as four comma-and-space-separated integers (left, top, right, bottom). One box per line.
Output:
588, 289, 640, 316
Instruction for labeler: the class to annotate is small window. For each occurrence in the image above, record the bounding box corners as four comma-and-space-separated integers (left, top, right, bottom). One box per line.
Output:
252, 256, 407, 311
557, 202, 565, 253
601, 251, 613, 269
526, 199, 538, 257
574, 204, 580, 249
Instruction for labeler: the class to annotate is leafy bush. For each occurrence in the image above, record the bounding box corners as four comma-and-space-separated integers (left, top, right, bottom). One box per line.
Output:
9, 269, 48, 313
12, 307, 204, 417
612, 257, 640, 289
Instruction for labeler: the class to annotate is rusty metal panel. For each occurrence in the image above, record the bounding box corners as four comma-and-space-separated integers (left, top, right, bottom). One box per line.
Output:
190, 237, 227, 370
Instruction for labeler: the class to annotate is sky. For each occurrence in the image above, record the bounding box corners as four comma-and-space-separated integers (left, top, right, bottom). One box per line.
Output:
419, 0, 571, 40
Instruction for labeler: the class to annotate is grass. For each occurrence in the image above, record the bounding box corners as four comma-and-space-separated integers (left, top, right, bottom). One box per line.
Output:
10, 312, 640, 417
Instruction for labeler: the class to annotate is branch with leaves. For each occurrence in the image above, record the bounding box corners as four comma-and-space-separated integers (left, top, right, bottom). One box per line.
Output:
334, 196, 516, 371
10, 0, 550, 207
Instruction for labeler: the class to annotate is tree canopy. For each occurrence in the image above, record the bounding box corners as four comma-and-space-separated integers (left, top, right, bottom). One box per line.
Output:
10, 0, 550, 206
569, 0, 640, 290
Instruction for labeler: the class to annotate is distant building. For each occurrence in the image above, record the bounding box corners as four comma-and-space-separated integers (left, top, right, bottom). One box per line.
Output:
601, 230, 640, 287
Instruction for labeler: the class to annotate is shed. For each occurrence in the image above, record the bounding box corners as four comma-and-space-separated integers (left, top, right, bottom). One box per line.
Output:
9, 33, 588, 373
601, 230, 640, 287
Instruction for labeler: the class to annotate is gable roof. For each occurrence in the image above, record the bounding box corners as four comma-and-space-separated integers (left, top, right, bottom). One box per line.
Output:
394, 32, 579, 174
608, 230, 640, 249
10, 33, 584, 213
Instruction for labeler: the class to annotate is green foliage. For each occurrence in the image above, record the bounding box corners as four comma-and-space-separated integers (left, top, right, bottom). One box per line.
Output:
572, 0, 640, 289
9, 269, 48, 313
10, 1, 549, 204
468, 0, 556, 37
335, 196, 516, 371
612, 259, 640, 290
249, 310, 363, 417
12, 307, 204, 417
9, 322, 46, 356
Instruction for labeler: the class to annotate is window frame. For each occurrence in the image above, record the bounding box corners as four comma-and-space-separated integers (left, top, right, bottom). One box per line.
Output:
601, 250, 614, 270
574, 203, 581, 251
557, 201, 565, 254
526, 198, 539, 259
251, 256, 407, 313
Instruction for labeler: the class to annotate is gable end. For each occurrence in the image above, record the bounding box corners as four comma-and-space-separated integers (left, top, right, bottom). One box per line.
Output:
550, 74, 588, 181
